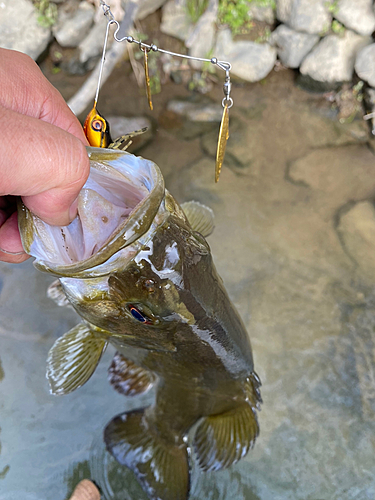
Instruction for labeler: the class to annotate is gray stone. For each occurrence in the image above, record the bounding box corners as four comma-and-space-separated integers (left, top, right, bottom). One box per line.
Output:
300, 30, 371, 83
78, 15, 109, 65
215, 29, 277, 82
106, 115, 153, 151
160, 0, 194, 42
248, 3, 275, 24
337, 201, 375, 281
53, 2, 95, 48
289, 0, 332, 34
276, 0, 332, 34
136, 0, 168, 20
355, 43, 375, 88
270, 24, 319, 68
335, 0, 375, 37
166, 99, 223, 122
276, 0, 293, 23
0, 0, 51, 60
186, 0, 218, 69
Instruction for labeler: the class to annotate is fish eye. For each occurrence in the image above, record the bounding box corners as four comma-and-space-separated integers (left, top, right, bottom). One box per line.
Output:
128, 305, 153, 325
92, 119, 104, 131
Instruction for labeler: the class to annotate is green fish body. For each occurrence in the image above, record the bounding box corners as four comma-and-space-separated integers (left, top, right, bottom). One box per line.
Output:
18, 147, 261, 500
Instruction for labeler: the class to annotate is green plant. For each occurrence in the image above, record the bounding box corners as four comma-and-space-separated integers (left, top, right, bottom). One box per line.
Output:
33, 0, 58, 28
331, 19, 345, 35
186, 0, 209, 23
325, 0, 339, 15
219, 0, 252, 35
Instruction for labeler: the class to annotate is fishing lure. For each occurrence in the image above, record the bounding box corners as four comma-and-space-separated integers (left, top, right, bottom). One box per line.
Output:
93, 0, 233, 182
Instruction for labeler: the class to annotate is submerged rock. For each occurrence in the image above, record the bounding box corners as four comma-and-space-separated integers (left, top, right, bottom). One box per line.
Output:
300, 30, 370, 83
270, 24, 319, 68
215, 29, 277, 82
0, 0, 51, 60
337, 201, 375, 281
334, 0, 375, 37
106, 115, 153, 151
355, 44, 375, 88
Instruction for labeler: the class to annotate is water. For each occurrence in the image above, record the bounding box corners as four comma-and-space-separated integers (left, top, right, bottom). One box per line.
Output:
1, 68, 375, 499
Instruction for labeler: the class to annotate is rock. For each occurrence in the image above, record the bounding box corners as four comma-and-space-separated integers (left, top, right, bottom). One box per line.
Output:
53, 1, 95, 48
78, 15, 109, 65
136, 0, 168, 20
106, 115, 153, 151
160, 0, 194, 42
276, 0, 331, 34
337, 201, 375, 281
270, 24, 319, 68
215, 29, 277, 82
0, 0, 52, 60
355, 44, 375, 88
161, 96, 222, 140
289, 0, 331, 34
248, 3, 276, 24
186, 0, 218, 69
288, 146, 375, 209
166, 99, 223, 122
335, 0, 375, 37
276, 0, 293, 23
300, 30, 371, 83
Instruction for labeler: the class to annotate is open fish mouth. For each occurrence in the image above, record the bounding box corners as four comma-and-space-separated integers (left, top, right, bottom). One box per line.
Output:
18, 147, 166, 277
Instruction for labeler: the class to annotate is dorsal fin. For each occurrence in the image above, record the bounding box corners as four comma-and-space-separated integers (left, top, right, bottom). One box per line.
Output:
193, 402, 259, 471
108, 127, 148, 151
47, 279, 72, 308
108, 352, 155, 396
180, 201, 214, 237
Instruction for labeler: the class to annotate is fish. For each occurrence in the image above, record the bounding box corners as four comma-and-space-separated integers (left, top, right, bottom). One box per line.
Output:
17, 147, 262, 500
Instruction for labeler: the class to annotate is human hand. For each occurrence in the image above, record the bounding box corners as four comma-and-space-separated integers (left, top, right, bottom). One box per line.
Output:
67, 479, 101, 500
0, 48, 90, 264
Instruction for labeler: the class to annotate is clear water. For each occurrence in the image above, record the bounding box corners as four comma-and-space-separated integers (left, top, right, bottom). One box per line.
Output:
1, 71, 375, 500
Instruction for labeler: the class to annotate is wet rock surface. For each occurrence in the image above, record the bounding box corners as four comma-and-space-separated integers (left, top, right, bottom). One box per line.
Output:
2, 12, 375, 500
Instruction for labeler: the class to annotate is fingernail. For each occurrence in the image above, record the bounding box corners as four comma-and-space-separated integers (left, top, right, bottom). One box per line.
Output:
69, 196, 79, 222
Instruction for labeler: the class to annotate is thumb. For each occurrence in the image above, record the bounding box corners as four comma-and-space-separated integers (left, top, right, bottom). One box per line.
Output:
1, 105, 90, 226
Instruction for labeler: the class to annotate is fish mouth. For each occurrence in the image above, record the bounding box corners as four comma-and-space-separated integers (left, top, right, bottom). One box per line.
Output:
18, 147, 166, 277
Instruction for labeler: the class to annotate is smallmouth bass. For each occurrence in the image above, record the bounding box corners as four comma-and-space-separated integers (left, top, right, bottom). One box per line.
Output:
18, 147, 262, 500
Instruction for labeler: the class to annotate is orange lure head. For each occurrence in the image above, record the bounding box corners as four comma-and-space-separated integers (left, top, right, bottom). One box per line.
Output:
83, 105, 112, 148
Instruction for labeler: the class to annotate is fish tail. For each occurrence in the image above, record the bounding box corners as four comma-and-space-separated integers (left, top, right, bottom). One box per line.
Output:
104, 409, 190, 500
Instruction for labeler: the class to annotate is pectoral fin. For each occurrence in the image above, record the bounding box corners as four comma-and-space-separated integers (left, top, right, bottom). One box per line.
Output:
108, 352, 155, 396
47, 323, 107, 395
104, 409, 190, 500
193, 402, 259, 471
47, 279, 72, 308
181, 201, 214, 237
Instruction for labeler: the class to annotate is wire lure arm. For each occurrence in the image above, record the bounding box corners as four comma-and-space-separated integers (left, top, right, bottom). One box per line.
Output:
97, 0, 233, 181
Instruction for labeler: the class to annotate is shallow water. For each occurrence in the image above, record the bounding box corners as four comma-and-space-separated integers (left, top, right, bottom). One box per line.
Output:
1, 65, 375, 499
